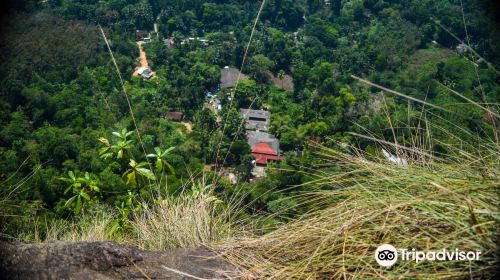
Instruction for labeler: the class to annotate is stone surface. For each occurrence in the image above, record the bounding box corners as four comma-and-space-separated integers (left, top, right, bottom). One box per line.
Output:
0, 241, 238, 279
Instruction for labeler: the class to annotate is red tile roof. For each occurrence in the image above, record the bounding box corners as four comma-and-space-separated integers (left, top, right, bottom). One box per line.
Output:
251, 142, 278, 155
254, 153, 280, 165
251, 142, 281, 165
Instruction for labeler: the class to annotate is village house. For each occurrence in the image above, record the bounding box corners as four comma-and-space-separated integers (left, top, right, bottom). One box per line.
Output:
135, 30, 151, 42
239, 108, 282, 178
220, 66, 247, 89
251, 142, 282, 166
240, 109, 271, 131
248, 130, 282, 168
136, 67, 154, 79
247, 130, 280, 152
166, 111, 183, 122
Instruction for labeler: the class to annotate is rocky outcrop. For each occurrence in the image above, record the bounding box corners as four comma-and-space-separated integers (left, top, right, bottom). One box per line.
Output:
0, 241, 238, 279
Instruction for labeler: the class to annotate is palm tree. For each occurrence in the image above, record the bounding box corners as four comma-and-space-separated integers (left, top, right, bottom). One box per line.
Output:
278, 69, 286, 88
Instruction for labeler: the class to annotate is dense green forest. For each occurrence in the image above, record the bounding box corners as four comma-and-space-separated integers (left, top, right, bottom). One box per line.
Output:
0, 0, 498, 261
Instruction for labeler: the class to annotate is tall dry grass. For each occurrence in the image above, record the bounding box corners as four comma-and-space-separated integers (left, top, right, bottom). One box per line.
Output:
222, 140, 498, 279
221, 80, 499, 279
131, 187, 245, 250
36, 206, 117, 243
38, 186, 245, 250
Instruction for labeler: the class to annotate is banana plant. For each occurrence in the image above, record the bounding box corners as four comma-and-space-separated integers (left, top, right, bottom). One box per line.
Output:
122, 159, 155, 191
60, 171, 100, 214
147, 146, 176, 174
99, 128, 134, 160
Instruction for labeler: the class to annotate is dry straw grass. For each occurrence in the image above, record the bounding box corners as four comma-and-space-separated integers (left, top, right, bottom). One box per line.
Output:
131, 188, 243, 250
220, 76, 499, 280
222, 140, 498, 279
39, 186, 244, 249
38, 207, 117, 243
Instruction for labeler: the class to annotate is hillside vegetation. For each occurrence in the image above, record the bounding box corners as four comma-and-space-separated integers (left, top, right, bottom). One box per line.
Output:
0, 0, 498, 278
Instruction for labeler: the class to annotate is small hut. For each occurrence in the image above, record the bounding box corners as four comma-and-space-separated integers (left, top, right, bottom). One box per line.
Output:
166, 112, 183, 122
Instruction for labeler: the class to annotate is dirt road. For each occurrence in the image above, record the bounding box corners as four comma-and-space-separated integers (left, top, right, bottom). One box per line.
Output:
133, 41, 150, 76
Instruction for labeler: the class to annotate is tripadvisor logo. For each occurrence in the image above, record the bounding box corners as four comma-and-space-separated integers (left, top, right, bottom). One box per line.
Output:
374, 244, 481, 267
375, 244, 398, 267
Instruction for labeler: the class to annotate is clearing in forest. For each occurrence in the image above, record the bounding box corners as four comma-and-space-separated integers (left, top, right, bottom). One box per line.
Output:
133, 41, 155, 78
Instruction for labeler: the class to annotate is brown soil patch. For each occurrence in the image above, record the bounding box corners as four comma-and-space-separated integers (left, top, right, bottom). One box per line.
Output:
267, 70, 294, 91
133, 41, 154, 77
181, 122, 193, 132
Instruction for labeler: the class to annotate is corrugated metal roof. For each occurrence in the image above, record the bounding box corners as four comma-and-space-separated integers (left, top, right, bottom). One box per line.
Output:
240, 109, 271, 131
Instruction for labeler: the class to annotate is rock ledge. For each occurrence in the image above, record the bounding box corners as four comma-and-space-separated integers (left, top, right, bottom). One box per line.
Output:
0, 241, 237, 279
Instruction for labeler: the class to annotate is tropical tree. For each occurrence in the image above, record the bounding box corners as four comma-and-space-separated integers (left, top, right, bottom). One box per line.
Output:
277, 69, 286, 88
122, 159, 155, 193
249, 54, 275, 83
60, 171, 100, 214
99, 128, 134, 160
147, 146, 176, 174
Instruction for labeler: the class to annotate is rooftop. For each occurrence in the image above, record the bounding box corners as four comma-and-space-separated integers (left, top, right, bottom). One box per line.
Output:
166, 111, 183, 121
240, 109, 271, 131
247, 131, 280, 153
252, 142, 278, 156
135, 30, 149, 39
220, 66, 247, 88
251, 142, 281, 165
141, 68, 154, 79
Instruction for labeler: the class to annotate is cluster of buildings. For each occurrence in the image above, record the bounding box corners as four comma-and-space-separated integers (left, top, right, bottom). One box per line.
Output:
239, 109, 282, 178
135, 29, 215, 79
164, 37, 212, 48
203, 67, 245, 120
135, 30, 283, 179
202, 66, 283, 179
134, 27, 284, 180
134, 30, 155, 80
220, 67, 282, 160
219, 67, 282, 178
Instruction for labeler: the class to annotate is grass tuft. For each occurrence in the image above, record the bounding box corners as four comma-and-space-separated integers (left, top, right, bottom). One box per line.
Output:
131, 188, 241, 250
37, 207, 117, 243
